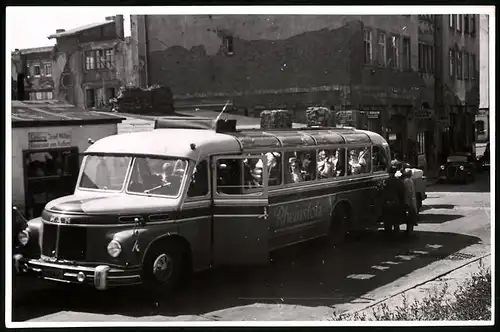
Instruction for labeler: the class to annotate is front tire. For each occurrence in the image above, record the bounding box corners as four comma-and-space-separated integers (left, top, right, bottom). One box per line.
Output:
142, 241, 185, 296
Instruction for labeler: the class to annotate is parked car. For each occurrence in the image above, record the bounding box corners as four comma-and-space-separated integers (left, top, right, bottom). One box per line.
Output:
476, 142, 490, 171
438, 153, 476, 184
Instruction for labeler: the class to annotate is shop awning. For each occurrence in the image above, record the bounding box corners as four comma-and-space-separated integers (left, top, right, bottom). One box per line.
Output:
11, 100, 126, 128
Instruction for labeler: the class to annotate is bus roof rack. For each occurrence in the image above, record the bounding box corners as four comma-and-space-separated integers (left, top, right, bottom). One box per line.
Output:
155, 116, 237, 133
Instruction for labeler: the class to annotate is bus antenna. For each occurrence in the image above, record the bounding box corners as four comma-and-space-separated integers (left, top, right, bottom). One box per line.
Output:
213, 100, 231, 129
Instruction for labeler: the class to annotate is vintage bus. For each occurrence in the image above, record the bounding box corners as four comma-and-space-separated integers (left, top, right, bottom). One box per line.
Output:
14, 117, 395, 293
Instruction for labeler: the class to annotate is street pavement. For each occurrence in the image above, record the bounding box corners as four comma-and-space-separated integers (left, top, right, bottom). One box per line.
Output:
9, 172, 491, 323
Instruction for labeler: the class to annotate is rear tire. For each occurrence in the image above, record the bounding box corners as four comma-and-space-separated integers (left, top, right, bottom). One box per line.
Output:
329, 203, 351, 245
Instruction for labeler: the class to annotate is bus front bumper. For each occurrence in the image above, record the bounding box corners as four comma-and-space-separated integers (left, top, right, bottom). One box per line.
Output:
14, 255, 142, 290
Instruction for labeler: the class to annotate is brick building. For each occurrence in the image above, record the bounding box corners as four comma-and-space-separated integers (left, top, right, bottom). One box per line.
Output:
131, 14, 479, 171
46, 15, 139, 109
11, 47, 55, 101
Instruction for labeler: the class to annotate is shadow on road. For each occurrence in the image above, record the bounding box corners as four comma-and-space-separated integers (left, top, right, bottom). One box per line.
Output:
422, 204, 455, 210
12, 230, 481, 322
417, 213, 464, 224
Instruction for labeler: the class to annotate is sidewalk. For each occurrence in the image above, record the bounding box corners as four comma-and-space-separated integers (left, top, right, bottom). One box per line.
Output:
350, 255, 492, 320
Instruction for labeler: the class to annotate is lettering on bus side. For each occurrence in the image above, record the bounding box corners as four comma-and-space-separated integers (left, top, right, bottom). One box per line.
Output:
272, 196, 333, 229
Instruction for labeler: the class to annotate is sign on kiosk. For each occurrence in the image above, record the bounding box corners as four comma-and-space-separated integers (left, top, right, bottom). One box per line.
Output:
28, 132, 72, 150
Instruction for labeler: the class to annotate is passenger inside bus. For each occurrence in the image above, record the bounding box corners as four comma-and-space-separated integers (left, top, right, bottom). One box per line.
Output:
265, 152, 282, 186
317, 149, 334, 179
217, 159, 243, 194
244, 158, 263, 189
358, 147, 371, 173
300, 153, 315, 181
160, 161, 175, 184
286, 157, 304, 183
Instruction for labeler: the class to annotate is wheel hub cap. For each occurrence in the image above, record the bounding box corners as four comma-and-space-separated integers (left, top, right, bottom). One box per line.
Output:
152, 253, 173, 282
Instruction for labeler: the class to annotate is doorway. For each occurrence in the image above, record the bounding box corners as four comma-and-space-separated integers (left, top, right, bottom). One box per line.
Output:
23, 147, 80, 218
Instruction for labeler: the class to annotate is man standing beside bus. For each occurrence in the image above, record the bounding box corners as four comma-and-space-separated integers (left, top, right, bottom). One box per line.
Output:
382, 165, 406, 234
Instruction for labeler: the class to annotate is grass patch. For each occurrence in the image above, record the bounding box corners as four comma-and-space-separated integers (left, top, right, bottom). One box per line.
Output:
332, 261, 491, 321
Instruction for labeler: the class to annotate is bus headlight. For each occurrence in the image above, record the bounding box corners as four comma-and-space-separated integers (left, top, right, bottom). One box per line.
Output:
17, 229, 29, 246
460, 166, 464, 171
107, 240, 122, 258
440, 165, 445, 170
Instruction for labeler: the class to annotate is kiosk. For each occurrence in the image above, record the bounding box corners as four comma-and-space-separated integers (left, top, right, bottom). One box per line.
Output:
11, 100, 125, 218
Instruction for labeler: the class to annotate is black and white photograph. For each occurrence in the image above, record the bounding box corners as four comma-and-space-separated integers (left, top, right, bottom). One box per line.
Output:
5, 5, 494, 327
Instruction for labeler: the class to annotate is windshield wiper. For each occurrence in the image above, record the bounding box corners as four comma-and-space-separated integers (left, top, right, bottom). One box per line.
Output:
144, 182, 171, 195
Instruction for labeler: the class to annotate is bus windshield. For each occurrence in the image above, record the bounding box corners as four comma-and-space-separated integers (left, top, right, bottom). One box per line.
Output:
78, 155, 189, 197
127, 156, 188, 197
79, 155, 132, 191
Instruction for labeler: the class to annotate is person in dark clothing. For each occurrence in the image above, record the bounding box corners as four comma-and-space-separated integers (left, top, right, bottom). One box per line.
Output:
382, 165, 406, 233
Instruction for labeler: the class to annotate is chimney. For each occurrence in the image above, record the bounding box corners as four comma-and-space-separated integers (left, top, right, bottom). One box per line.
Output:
115, 14, 124, 39
56, 29, 65, 33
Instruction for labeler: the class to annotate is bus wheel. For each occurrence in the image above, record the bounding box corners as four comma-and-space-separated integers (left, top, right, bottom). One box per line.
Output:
142, 241, 184, 295
329, 203, 351, 245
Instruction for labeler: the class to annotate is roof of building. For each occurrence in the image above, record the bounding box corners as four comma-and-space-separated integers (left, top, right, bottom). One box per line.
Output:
85, 128, 242, 160
11, 100, 125, 128
47, 21, 114, 39
13, 46, 54, 55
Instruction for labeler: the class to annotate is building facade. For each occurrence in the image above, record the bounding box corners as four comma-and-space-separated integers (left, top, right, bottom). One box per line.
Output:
132, 14, 480, 170
47, 15, 139, 109
11, 47, 55, 101
436, 14, 480, 160
476, 14, 489, 143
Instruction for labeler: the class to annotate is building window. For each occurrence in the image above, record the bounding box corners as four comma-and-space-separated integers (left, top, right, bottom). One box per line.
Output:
464, 14, 470, 34
464, 52, 469, 79
471, 15, 476, 35
418, 43, 423, 72
105, 49, 115, 69
364, 29, 372, 64
85, 51, 95, 70
224, 36, 234, 55
36, 92, 42, 100
457, 14, 462, 32
456, 51, 463, 79
471, 53, 476, 79
377, 32, 386, 66
46, 91, 53, 100
417, 132, 425, 154
449, 49, 455, 78
402, 37, 411, 71
449, 14, 455, 29
96, 50, 106, 69
43, 63, 52, 76
34, 65, 41, 77
391, 35, 400, 69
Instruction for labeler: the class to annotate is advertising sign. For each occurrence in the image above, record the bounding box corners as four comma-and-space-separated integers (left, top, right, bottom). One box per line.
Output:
28, 132, 72, 150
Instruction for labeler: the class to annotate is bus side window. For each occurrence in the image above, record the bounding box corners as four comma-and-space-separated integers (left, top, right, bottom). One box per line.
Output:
187, 160, 209, 197
284, 150, 316, 183
317, 148, 346, 178
347, 147, 370, 175
372, 145, 389, 172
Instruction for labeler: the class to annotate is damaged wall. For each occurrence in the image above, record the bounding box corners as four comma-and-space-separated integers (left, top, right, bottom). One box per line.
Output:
51, 22, 138, 109
143, 15, 358, 109
141, 14, 424, 112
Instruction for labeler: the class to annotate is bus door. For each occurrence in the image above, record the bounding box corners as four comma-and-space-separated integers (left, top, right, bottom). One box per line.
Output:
212, 155, 269, 265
